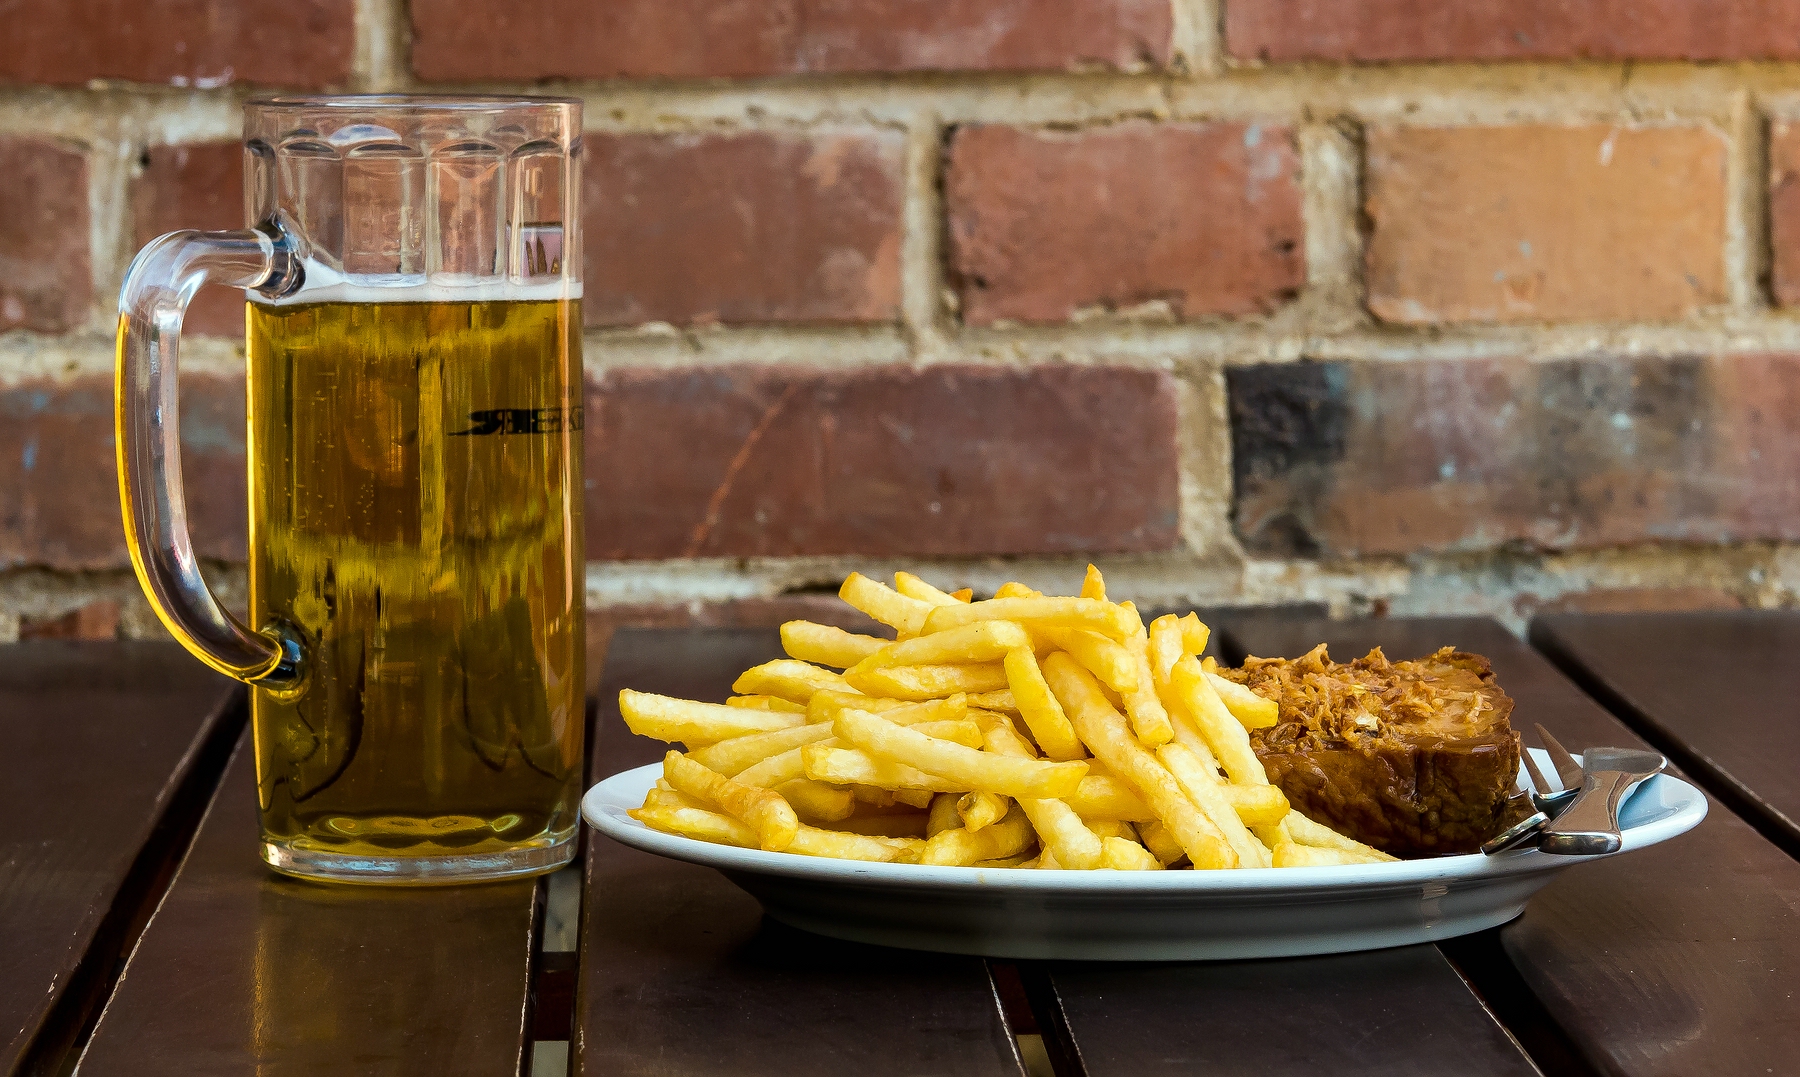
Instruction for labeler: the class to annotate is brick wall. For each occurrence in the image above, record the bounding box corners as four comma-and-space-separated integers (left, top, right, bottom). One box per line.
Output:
5, 0, 1800, 645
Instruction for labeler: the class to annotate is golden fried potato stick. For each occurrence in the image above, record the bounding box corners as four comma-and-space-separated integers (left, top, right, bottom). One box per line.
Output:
836, 812, 930, 838
1038, 629, 1137, 694
840, 572, 933, 637
631, 804, 759, 848
663, 751, 801, 851
1117, 602, 1175, 745
808, 691, 960, 724
894, 789, 935, 809
684, 724, 835, 776
927, 792, 963, 836
1170, 656, 1269, 786
733, 747, 810, 788
780, 621, 888, 669
833, 707, 1088, 799
894, 571, 965, 606
983, 721, 1104, 869
1156, 743, 1271, 868
801, 745, 966, 791
725, 694, 810, 713
1220, 784, 1289, 826
845, 663, 1009, 700
1063, 774, 1156, 821
849, 620, 1031, 673
967, 689, 1019, 713
1035, 848, 1063, 869
620, 690, 805, 744
1199, 665, 1279, 729
1042, 653, 1236, 869
732, 659, 858, 704
1100, 836, 1163, 870
1085, 818, 1132, 841
993, 582, 1041, 599
1002, 648, 1085, 761
787, 826, 924, 863
1136, 819, 1187, 866
909, 719, 985, 747
1282, 811, 1398, 861
642, 787, 710, 812
949, 588, 974, 602
1178, 612, 1210, 657
920, 805, 1036, 866
957, 791, 1009, 831
1080, 564, 1107, 600
1147, 615, 1185, 690
1271, 842, 1387, 867
922, 597, 1137, 640
776, 778, 856, 823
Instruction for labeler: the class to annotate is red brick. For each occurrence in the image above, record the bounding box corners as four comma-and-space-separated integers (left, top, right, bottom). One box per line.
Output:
411, 0, 1171, 81
1226, 0, 1800, 62
585, 596, 889, 692
1228, 354, 1800, 558
944, 122, 1304, 326
20, 600, 122, 641
1, 375, 245, 571
1365, 126, 1727, 324
584, 132, 904, 327
0, 139, 91, 333
585, 365, 1180, 560
130, 142, 246, 338
1771, 124, 1800, 307
0, 0, 354, 88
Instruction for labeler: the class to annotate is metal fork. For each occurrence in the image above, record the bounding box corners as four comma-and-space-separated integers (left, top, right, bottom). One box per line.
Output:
1523, 724, 1581, 817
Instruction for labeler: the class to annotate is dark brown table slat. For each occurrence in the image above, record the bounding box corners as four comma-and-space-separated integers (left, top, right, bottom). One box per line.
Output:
1045, 946, 1540, 1077
576, 628, 1024, 1077
1223, 617, 1800, 1077
0, 643, 236, 1076
1532, 610, 1800, 853
73, 733, 540, 1077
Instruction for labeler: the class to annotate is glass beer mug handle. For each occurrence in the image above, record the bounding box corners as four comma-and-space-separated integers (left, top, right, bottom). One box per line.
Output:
116, 222, 307, 692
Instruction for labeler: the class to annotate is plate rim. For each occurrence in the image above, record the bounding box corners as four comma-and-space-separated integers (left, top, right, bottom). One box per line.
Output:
581, 751, 1707, 894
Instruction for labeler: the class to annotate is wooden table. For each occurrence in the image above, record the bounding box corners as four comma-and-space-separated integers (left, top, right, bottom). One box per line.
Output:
6, 615, 1797, 1077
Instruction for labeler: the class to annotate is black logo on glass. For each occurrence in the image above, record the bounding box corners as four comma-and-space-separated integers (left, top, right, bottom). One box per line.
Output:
450, 407, 584, 436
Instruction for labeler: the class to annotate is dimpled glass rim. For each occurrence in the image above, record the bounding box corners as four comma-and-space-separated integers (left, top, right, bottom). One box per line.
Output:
247, 93, 581, 112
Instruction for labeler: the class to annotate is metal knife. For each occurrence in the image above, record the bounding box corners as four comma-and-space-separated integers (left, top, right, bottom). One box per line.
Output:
1538, 746, 1666, 856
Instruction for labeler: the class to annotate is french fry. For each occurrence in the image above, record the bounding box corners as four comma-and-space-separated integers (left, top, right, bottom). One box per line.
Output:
733, 747, 810, 789
893, 788, 936, 809
1136, 819, 1187, 866
777, 778, 856, 823
1100, 836, 1163, 870
840, 572, 933, 637
1156, 742, 1270, 868
801, 745, 966, 792
949, 588, 974, 602
1002, 648, 1085, 761
1170, 656, 1269, 786
1148, 615, 1185, 690
832, 707, 1088, 799
967, 689, 1019, 713
780, 621, 888, 669
787, 826, 924, 863
1036, 848, 1063, 870
732, 659, 857, 704
630, 804, 760, 848
849, 620, 1031, 673
920, 805, 1035, 866
927, 792, 963, 836
836, 812, 930, 838
1064, 774, 1155, 821
1178, 612, 1210, 657
844, 663, 1010, 700
922, 597, 1137, 640
1085, 818, 1132, 841
956, 791, 1009, 831
686, 724, 835, 776
641, 787, 709, 812
1079, 563, 1107, 600
983, 720, 1104, 869
662, 751, 800, 851
894, 571, 964, 606
1271, 842, 1387, 868
1039, 628, 1138, 694
620, 690, 805, 744
1042, 653, 1236, 869
1202, 667, 1280, 729
725, 694, 810, 713
1284, 811, 1398, 861
993, 582, 1041, 599
911, 719, 985, 747
1220, 783, 1289, 827
808, 691, 959, 724
1117, 602, 1175, 746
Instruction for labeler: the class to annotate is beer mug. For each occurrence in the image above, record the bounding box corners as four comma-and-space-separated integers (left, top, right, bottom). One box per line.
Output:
116, 96, 585, 885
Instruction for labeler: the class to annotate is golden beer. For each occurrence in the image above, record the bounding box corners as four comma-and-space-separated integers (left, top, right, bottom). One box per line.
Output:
245, 297, 584, 872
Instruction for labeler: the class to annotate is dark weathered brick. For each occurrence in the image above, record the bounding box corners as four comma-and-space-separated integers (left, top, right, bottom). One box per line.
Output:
0, 0, 355, 88
1226, 0, 1800, 62
1, 375, 245, 571
1365, 125, 1727, 324
945, 122, 1304, 325
1229, 354, 1800, 557
20, 600, 122, 641
584, 131, 905, 327
130, 142, 246, 338
585, 364, 1180, 560
0, 139, 91, 333
412, 0, 1171, 81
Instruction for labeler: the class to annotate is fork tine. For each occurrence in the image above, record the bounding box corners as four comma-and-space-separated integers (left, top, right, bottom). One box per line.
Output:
1520, 747, 1557, 796
1534, 723, 1583, 791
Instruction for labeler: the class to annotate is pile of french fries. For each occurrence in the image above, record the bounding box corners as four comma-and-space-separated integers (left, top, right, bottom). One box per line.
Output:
620, 568, 1396, 870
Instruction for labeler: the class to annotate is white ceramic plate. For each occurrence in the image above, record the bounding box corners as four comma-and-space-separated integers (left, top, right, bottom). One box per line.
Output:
581, 750, 1706, 961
